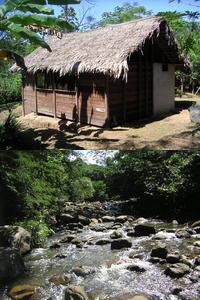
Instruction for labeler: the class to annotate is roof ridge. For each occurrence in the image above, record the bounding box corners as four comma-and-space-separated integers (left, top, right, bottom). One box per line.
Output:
105, 15, 161, 28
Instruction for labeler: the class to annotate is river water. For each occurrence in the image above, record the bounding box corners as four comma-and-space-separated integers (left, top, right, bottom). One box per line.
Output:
1, 219, 200, 300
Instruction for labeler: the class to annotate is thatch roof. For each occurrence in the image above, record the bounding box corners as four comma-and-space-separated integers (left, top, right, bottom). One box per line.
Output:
12, 16, 183, 79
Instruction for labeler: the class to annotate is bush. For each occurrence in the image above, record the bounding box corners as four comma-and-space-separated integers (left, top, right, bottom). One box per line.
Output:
0, 113, 19, 149
17, 219, 53, 247
0, 70, 22, 105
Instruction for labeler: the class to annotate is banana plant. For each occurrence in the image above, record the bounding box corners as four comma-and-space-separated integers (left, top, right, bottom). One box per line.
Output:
0, 0, 80, 67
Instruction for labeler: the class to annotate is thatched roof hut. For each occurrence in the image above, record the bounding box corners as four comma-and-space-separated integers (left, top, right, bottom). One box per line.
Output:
13, 16, 182, 79
16, 16, 184, 127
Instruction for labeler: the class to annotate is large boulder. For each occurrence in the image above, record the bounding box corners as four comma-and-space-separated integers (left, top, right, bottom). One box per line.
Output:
65, 285, 89, 300
134, 225, 156, 237
60, 214, 75, 224
49, 274, 71, 285
175, 229, 191, 239
0, 226, 31, 255
74, 215, 90, 226
9, 285, 38, 300
164, 263, 190, 278
102, 216, 115, 222
111, 238, 132, 250
0, 248, 25, 280
150, 244, 168, 259
191, 220, 200, 228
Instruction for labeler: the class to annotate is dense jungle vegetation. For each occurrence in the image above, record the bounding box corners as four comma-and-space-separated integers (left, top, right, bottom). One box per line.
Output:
0, 150, 200, 244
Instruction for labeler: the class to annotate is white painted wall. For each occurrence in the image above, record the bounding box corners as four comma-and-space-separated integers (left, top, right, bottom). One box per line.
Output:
153, 63, 175, 115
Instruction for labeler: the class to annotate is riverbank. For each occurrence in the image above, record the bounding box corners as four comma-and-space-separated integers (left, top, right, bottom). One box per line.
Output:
1, 213, 200, 300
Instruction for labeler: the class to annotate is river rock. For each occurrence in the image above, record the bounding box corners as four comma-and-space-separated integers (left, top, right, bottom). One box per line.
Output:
102, 216, 115, 222
68, 223, 84, 230
194, 241, 200, 247
110, 231, 123, 239
90, 218, 99, 225
172, 220, 178, 226
72, 266, 95, 277
60, 214, 75, 224
95, 239, 111, 245
9, 285, 38, 300
127, 231, 136, 237
65, 285, 89, 300
194, 255, 200, 266
115, 216, 128, 223
193, 226, 200, 234
150, 244, 168, 259
49, 242, 61, 249
0, 226, 31, 255
127, 264, 146, 273
136, 218, 148, 224
111, 238, 132, 250
134, 225, 156, 237
164, 263, 190, 278
176, 229, 191, 239
61, 235, 76, 243
49, 274, 71, 285
0, 248, 25, 280
191, 220, 200, 228
75, 216, 90, 226
148, 257, 166, 264
166, 253, 180, 264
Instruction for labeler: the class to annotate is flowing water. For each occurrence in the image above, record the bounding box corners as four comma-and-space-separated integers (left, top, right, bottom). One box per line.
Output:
1, 219, 200, 300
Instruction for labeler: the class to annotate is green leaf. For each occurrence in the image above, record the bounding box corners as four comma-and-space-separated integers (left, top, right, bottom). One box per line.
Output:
7, 23, 51, 51
18, 4, 54, 15
48, 0, 81, 4
9, 14, 73, 29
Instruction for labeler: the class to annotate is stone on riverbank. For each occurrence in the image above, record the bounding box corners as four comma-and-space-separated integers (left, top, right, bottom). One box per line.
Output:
176, 229, 191, 239
49, 274, 71, 285
9, 285, 38, 300
127, 264, 146, 273
111, 238, 132, 250
110, 231, 123, 239
164, 263, 190, 278
0, 226, 31, 255
134, 225, 156, 237
65, 286, 89, 300
102, 216, 115, 222
0, 248, 25, 280
96, 239, 111, 245
150, 244, 168, 259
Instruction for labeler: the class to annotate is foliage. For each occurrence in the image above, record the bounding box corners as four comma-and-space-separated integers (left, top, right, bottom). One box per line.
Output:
0, 113, 19, 149
0, 0, 81, 52
96, 2, 152, 27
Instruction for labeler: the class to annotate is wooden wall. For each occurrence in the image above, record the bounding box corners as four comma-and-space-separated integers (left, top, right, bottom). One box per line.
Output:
23, 74, 36, 115
23, 73, 107, 127
108, 54, 153, 126
78, 74, 107, 127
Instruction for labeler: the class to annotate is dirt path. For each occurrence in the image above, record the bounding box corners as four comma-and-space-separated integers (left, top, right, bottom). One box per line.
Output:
16, 109, 200, 150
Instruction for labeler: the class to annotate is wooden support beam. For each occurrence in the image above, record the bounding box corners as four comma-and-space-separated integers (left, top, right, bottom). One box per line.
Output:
123, 80, 126, 124
35, 75, 38, 114
138, 59, 142, 119
52, 73, 56, 118
145, 60, 149, 116
105, 75, 109, 126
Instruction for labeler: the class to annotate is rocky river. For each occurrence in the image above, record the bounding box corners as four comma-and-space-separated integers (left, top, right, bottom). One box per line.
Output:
0, 214, 200, 300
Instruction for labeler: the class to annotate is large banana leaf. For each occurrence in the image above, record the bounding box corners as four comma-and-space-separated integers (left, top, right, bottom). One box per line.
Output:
9, 14, 73, 29
8, 23, 51, 51
18, 4, 54, 15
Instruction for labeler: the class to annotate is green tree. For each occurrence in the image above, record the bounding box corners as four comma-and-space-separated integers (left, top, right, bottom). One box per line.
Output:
97, 2, 152, 27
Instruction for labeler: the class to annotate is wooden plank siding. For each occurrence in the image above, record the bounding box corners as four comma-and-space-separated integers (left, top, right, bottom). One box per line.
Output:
23, 74, 36, 115
108, 56, 153, 126
77, 74, 107, 127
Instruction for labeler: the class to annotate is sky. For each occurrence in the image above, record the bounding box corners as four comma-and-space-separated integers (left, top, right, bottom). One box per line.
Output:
73, 0, 199, 21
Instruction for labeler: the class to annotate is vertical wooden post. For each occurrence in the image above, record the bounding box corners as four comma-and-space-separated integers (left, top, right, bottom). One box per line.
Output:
145, 60, 149, 116
138, 58, 142, 119
76, 78, 79, 122
123, 80, 126, 124
35, 75, 38, 115
21, 71, 25, 116
105, 75, 109, 126
52, 73, 56, 118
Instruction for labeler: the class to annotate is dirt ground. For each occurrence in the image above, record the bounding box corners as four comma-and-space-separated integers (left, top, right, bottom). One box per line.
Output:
16, 107, 200, 150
